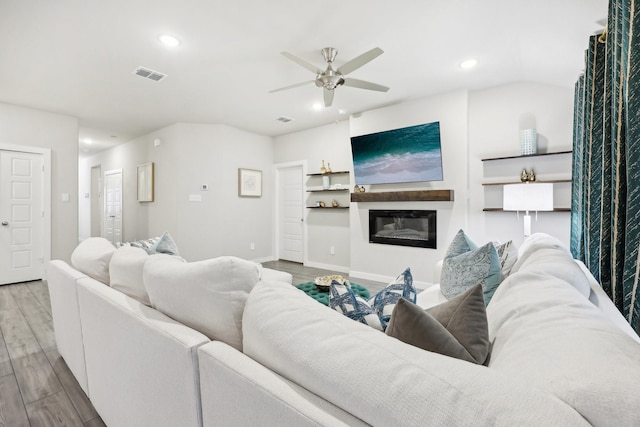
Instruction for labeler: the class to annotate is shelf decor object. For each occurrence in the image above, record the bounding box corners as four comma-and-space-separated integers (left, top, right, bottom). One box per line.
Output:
238, 168, 262, 197
137, 162, 154, 202
520, 129, 537, 155
503, 183, 553, 236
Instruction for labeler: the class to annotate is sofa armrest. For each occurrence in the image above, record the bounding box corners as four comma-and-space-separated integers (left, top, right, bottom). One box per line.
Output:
77, 277, 210, 427
198, 341, 366, 427
47, 260, 90, 394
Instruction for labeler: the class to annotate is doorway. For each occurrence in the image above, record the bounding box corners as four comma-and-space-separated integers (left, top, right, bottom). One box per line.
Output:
275, 162, 305, 263
0, 147, 50, 285
103, 169, 123, 245
90, 165, 102, 237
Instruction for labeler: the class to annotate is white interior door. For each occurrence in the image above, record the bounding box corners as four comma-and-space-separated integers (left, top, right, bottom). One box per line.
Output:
278, 165, 304, 263
91, 165, 102, 237
104, 169, 123, 245
0, 150, 44, 285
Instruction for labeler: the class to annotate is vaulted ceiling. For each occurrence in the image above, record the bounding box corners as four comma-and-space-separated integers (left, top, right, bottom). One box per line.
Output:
0, 0, 606, 155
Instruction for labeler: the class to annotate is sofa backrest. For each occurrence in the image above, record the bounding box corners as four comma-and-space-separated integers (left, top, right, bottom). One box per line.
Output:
242, 281, 588, 426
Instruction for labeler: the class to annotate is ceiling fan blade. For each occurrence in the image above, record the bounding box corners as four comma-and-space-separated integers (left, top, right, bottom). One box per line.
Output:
337, 47, 384, 75
281, 51, 323, 74
324, 88, 334, 107
269, 80, 315, 93
343, 78, 389, 92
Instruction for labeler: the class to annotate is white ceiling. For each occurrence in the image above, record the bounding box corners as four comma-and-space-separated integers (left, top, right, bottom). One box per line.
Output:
0, 0, 606, 156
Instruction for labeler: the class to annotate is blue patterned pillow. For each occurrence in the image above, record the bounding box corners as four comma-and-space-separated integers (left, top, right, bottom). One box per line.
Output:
368, 268, 416, 330
441, 232, 501, 305
329, 281, 383, 330
329, 268, 416, 331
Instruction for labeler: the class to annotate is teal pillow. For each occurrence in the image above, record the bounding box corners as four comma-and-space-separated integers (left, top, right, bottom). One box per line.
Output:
441, 231, 501, 305
151, 231, 180, 256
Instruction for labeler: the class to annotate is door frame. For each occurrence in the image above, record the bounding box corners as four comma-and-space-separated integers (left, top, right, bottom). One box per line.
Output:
273, 160, 307, 265
103, 168, 123, 245
0, 143, 51, 275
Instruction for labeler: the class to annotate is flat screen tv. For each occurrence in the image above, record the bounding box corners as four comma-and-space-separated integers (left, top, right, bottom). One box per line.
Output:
350, 121, 443, 185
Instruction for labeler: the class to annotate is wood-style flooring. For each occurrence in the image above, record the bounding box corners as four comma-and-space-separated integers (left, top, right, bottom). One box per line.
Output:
0, 261, 385, 427
0, 280, 105, 427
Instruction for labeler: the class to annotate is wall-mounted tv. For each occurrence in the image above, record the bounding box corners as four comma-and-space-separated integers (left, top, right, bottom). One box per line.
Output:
350, 121, 443, 185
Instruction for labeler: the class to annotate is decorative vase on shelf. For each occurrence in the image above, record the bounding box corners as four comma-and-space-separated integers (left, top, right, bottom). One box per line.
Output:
520, 169, 529, 182
520, 129, 537, 156
320, 160, 327, 174
326, 162, 332, 173
332, 199, 339, 208
528, 169, 536, 181
322, 175, 330, 189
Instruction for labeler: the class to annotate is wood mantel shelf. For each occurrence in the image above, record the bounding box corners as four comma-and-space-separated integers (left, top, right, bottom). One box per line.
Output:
350, 190, 454, 203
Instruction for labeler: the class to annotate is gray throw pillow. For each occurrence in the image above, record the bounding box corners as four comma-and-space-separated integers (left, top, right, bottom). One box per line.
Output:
386, 284, 490, 365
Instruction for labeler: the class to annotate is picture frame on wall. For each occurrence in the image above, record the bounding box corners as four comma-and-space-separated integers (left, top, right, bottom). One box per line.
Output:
238, 168, 262, 197
137, 162, 154, 202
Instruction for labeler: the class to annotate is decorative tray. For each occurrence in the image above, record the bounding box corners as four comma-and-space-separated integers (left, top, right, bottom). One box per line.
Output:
314, 275, 349, 291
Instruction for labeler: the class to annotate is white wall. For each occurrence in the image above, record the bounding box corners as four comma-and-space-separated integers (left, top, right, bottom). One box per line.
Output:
467, 82, 574, 248
273, 120, 352, 271
0, 102, 79, 262
79, 123, 274, 262
271, 83, 574, 285
349, 90, 469, 286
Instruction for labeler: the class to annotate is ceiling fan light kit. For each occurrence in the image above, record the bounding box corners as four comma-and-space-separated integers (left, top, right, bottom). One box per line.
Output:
270, 47, 389, 107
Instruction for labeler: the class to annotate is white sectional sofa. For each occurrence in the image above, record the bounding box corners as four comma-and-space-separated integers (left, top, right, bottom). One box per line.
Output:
48, 234, 640, 426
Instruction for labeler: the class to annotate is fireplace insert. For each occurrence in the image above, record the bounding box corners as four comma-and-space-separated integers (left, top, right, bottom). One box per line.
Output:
369, 210, 437, 249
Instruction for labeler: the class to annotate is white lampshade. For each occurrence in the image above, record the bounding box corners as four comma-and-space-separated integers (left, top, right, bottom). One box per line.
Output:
503, 183, 554, 212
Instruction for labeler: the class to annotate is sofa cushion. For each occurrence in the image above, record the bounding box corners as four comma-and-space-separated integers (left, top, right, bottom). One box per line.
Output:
386, 284, 489, 365
71, 237, 116, 284
144, 255, 259, 351
329, 281, 383, 330
109, 246, 151, 305
441, 236, 501, 304
510, 233, 590, 297
242, 281, 589, 426
488, 267, 640, 426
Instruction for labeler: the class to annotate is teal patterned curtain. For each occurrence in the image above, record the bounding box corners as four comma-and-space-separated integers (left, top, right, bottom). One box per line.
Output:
572, 0, 640, 333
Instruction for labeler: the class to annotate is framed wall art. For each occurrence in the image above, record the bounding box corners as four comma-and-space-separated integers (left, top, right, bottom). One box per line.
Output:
137, 162, 154, 202
238, 168, 262, 197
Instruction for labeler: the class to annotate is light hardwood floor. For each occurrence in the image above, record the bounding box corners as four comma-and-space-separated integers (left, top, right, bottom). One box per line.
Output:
0, 262, 385, 427
0, 280, 105, 427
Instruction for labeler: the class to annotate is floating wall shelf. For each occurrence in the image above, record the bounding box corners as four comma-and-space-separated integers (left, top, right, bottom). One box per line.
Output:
351, 190, 454, 203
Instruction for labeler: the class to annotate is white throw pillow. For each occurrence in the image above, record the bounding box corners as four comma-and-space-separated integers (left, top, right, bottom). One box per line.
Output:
70, 237, 116, 284
109, 246, 151, 305
143, 255, 260, 351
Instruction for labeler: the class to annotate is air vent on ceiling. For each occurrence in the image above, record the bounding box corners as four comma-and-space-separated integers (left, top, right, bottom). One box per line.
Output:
133, 66, 167, 82
276, 116, 294, 123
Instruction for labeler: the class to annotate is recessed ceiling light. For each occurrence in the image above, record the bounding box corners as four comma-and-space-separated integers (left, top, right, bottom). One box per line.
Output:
159, 34, 180, 48
83, 139, 92, 145
312, 103, 323, 111
460, 59, 477, 70
338, 109, 347, 115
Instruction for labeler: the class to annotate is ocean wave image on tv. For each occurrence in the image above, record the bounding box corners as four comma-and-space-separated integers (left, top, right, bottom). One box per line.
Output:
350, 121, 443, 185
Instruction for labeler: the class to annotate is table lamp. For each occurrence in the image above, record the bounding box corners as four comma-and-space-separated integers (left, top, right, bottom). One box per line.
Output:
503, 183, 554, 236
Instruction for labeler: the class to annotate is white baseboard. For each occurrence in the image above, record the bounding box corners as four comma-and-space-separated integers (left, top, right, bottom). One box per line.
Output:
349, 270, 431, 291
304, 261, 350, 274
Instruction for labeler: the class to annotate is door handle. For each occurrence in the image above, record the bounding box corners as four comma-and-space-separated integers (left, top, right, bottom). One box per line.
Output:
1, 221, 8, 226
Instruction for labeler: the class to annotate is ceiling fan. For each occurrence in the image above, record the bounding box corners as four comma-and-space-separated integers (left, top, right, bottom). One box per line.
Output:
270, 47, 389, 108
